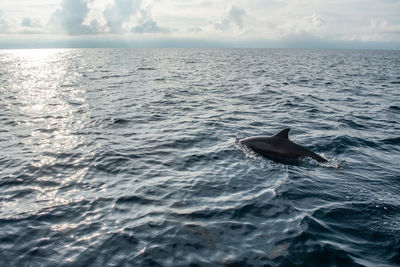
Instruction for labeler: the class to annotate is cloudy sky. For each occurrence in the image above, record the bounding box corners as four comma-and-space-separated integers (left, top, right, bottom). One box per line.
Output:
0, 0, 399, 49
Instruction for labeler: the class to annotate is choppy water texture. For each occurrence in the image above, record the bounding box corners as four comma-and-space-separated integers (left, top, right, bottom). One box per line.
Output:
1, 48, 400, 266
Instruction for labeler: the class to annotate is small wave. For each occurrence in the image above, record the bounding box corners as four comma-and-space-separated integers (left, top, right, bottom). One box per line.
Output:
253, 69, 266, 75
388, 105, 400, 111
74, 231, 140, 265
267, 242, 290, 260
324, 135, 380, 153
115, 195, 159, 206
101, 74, 131, 79
91, 150, 140, 174
380, 137, 400, 145
297, 78, 310, 83
137, 67, 156, 71
282, 215, 360, 266
109, 118, 130, 125
338, 118, 367, 129
182, 223, 217, 249
37, 128, 57, 134
60, 84, 79, 88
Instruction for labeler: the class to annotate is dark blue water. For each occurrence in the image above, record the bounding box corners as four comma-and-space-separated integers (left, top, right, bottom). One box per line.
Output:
1, 48, 399, 266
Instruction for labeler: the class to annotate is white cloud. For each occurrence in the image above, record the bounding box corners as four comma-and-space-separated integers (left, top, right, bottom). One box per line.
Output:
102, 0, 167, 34
358, 19, 400, 42
214, 5, 246, 34
371, 19, 400, 35
103, 0, 141, 33
131, 19, 167, 33
215, 5, 246, 32
131, 8, 169, 33
305, 13, 325, 29
0, 0, 399, 48
0, 10, 9, 33
227, 5, 246, 29
277, 13, 326, 39
19, 17, 45, 34
49, 0, 95, 35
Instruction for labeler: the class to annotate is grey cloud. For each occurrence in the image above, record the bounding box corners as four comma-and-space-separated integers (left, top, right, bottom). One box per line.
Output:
215, 5, 246, 31
50, 0, 94, 35
89, 19, 105, 33
0, 10, 8, 32
103, 0, 141, 33
49, 0, 166, 35
22, 17, 41, 28
215, 18, 229, 31
22, 18, 33, 27
104, 0, 167, 34
228, 6, 246, 28
131, 9, 169, 33
132, 19, 168, 33
188, 27, 203, 33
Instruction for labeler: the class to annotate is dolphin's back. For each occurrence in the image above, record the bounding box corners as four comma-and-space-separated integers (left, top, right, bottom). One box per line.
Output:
284, 141, 327, 163
239, 136, 297, 163
239, 129, 327, 164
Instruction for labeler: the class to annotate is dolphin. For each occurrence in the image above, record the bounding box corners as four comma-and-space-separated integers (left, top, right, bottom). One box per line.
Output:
238, 128, 327, 164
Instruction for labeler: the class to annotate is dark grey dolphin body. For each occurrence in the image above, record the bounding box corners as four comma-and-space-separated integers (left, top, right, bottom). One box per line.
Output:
239, 128, 327, 164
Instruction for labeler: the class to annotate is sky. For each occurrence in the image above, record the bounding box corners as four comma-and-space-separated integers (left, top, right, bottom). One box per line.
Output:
0, 0, 400, 49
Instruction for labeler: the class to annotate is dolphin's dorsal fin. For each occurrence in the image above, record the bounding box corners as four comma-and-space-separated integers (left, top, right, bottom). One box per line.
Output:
274, 128, 290, 139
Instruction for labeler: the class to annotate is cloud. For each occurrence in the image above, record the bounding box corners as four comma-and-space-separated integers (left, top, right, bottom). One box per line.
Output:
304, 13, 325, 29
1, 0, 399, 48
299, 13, 326, 36
358, 19, 400, 41
274, 12, 327, 41
102, 0, 168, 34
47, 0, 166, 35
132, 19, 168, 33
88, 19, 105, 33
50, 0, 94, 35
0, 10, 9, 33
228, 5, 246, 29
371, 19, 400, 35
19, 17, 44, 34
103, 0, 141, 33
215, 5, 246, 31
131, 8, 168, 33
21, 17, 41, 28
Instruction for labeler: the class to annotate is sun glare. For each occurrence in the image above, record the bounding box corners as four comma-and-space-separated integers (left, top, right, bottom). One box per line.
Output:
0, 48, 93, 213
9, 48, 64, 61
9, 48, 87, 158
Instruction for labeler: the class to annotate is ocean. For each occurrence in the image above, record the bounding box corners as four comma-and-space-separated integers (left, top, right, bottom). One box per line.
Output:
0, 48, 399, 266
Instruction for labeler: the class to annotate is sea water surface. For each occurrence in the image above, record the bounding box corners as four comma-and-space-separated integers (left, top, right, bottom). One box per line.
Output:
0, 48, 399, 266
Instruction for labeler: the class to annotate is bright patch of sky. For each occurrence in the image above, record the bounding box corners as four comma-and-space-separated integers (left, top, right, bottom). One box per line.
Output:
0, 0, 399, 48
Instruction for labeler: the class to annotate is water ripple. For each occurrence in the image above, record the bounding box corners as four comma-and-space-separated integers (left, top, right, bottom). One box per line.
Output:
1, 48, 399, 266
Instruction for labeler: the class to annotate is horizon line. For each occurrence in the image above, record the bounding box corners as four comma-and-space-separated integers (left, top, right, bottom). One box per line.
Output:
1, 36, 399, 51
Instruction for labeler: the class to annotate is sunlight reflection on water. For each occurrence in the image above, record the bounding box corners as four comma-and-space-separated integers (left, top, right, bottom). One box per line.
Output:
12, 49, 87, 154
1, 49, 92, 216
